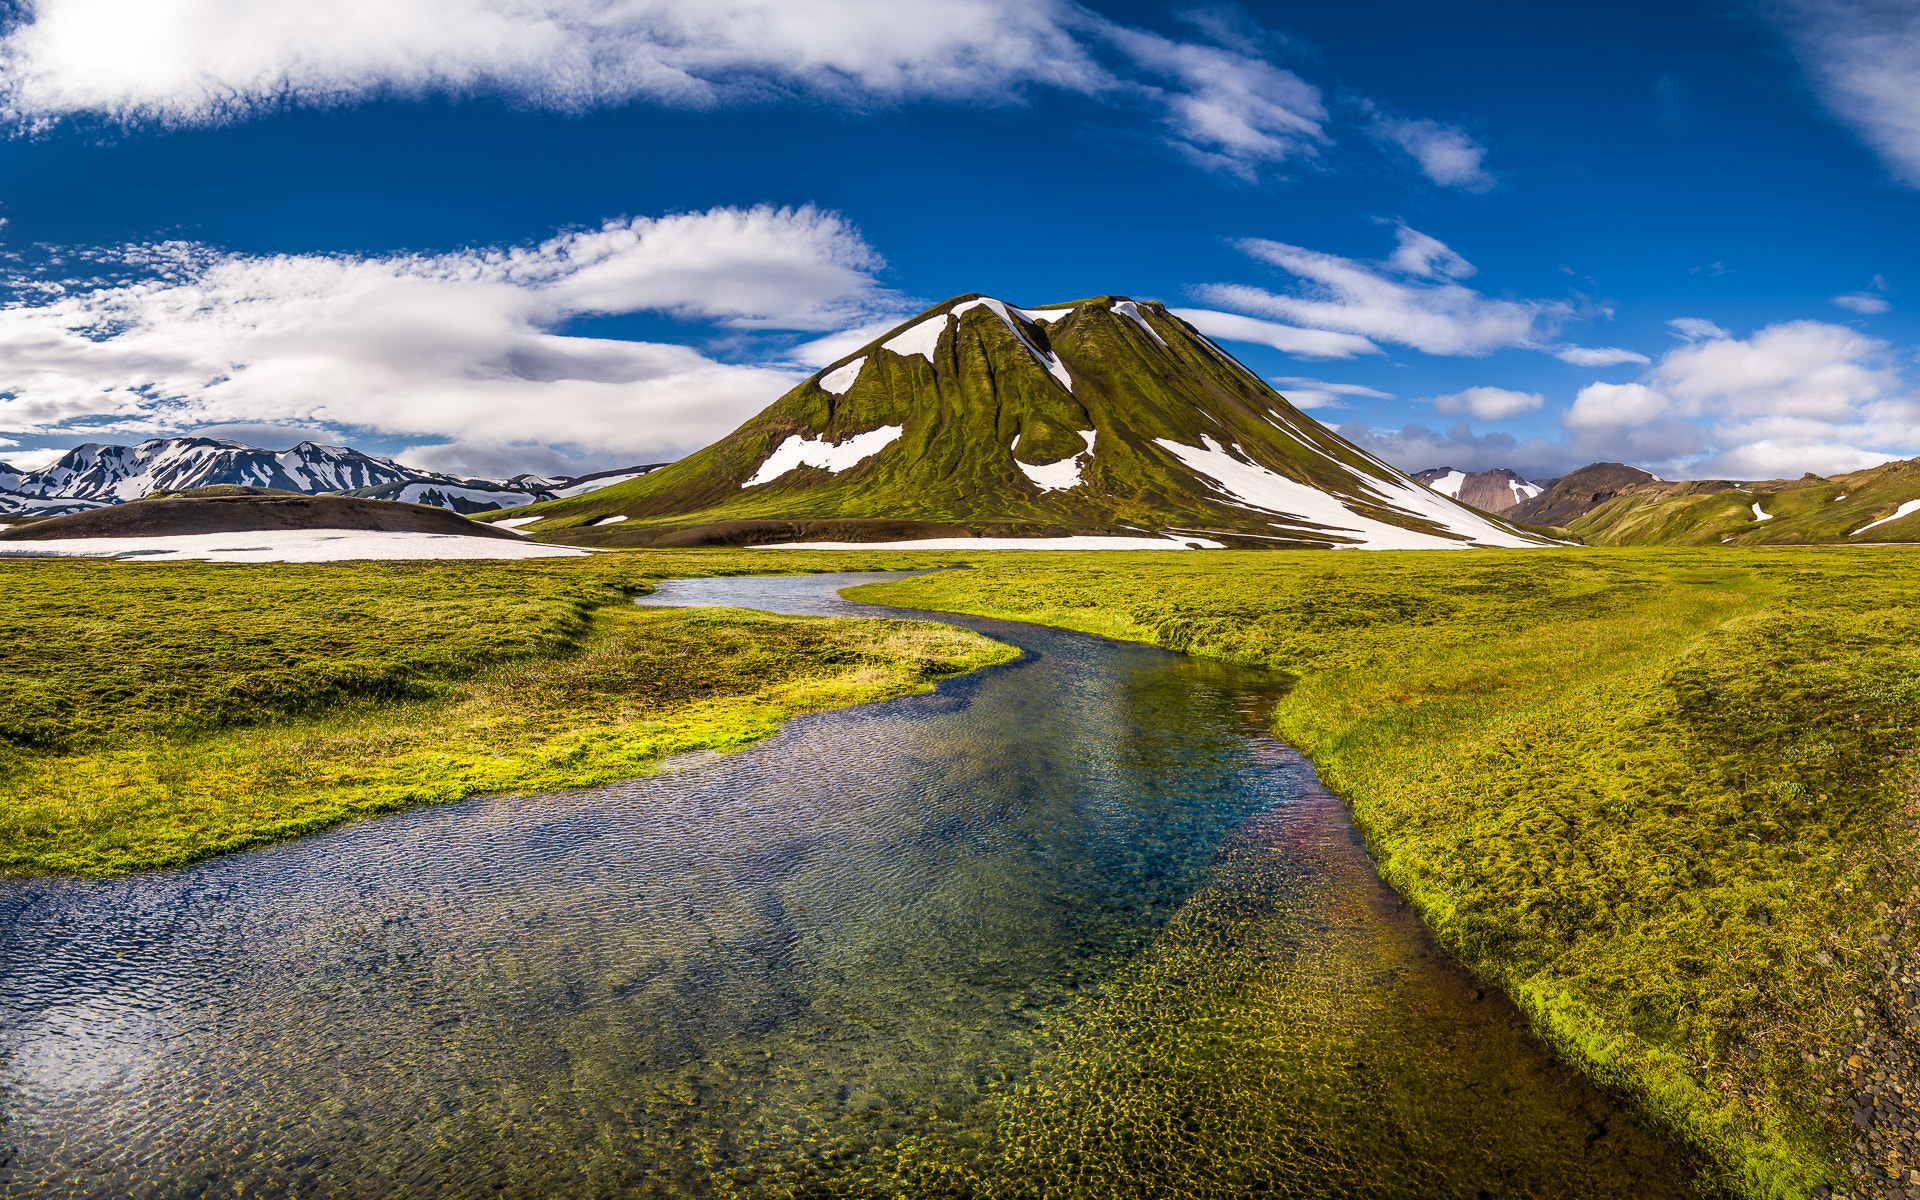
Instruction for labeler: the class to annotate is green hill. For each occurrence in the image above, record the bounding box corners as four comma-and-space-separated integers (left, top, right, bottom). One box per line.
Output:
481, 294, 1554, 550
1561, 458, 1920, 546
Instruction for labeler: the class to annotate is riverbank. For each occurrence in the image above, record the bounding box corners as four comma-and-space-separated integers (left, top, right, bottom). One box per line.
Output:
0, 553, 1013, 875
848, 547, 1920, 1200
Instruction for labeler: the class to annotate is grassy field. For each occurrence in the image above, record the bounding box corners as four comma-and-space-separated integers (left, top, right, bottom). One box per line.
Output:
0, 552, 1013, 876
849, 547, 1920, 1200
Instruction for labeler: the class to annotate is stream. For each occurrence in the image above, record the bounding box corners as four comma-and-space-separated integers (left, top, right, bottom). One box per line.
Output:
0, 571, 1719, 1198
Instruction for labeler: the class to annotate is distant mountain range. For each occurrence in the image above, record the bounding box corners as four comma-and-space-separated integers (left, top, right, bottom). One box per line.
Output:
480, 294, 1554, 550
0, 438, 661, 517
1412, 467, 1555, 515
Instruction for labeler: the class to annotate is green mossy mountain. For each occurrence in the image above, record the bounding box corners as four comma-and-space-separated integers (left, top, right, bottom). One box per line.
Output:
484, 295, 1550, 550
1556, 457, 1920, 546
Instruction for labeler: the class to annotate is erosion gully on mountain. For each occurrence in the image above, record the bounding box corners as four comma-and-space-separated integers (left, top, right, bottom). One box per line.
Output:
0, 572, 1721, 1199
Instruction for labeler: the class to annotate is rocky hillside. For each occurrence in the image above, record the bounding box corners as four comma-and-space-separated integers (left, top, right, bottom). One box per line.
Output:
1412, 467, 1552, 515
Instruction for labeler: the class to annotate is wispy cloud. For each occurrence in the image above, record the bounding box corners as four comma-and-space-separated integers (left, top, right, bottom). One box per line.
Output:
1360, 103, 1495, 192
1667, 317, 1731, 341
1268, 375, 1392, 408
0, 204, 899, 467
1552, 345, 1650, 367
1192, 224, 1568, 356
1834, 273, 1893, 314
1764, 0, 1920, 187
1170, 308, 1382, 359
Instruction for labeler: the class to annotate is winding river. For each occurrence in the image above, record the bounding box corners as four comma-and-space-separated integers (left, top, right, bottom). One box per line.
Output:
0, 571, 1718, 1198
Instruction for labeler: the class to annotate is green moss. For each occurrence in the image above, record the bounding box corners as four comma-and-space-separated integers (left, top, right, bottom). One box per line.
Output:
850, 547, 1920, 1198
0, 553, 1015, 876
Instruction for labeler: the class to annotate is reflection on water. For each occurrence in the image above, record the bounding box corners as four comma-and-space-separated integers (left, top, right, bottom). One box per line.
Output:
0, 572, 1717, 1198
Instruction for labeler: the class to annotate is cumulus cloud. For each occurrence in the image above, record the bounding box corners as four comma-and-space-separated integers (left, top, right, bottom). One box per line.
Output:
1269, 375, 1392, 409
1191, 224, 1568, 356
1764, 0, 1920, 187
1430, 386, 1543, 421
1169, 308, 1381, 359
1564, 319, 1920, 477
0, 204, 899, 466
1552, 344, 1650, 367
1364, 109, 1495, 192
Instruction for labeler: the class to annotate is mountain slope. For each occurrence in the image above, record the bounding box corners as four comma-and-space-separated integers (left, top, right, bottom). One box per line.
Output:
1563, 458, 1920, 545
0, 438, 641, 516
1413, 467, 1549, 514
488, 294, 1554, 550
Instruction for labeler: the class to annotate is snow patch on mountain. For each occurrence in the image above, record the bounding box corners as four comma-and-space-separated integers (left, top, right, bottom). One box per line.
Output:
1853, 499, 1920, 537
1111, 300, 1168, 346
1752, 501, 1774, 522
1015, 430, 1097, 493
882, 313, 951, 362
1425, 469, 1468, 498
951, 298, 1074, 392
744, 426, 904, 488
1022, 307, 1075, 323
819, 357, 866, 395
1155, 436, 1545, 550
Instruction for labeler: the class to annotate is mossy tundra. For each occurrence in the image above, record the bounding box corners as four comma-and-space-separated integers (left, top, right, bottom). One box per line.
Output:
853, 547, 1920, 1200
0, 552, 1013, 876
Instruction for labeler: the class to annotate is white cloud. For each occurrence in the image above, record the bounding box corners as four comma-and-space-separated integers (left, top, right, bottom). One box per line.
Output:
1764, 0, 1920, 187
1333, 418, 1571, 478
1562, 319, 1920, 477
0, 204, 896, 464
1170, 308, 1382, 359
1835, 292, 1892, 314
1366, 111, 1495, 192
1667, 317, 1730, 341
2, 446, 71, 471
1192, 224, 1568, 356
0, 0, 1344, 180
1268, 376, 1392, 409
1430, 386, 1543, 421
1096, 22, 1328, 178
0, 0, 1105, 124
787, 319, 906, 367
1553, 345, 1650, 367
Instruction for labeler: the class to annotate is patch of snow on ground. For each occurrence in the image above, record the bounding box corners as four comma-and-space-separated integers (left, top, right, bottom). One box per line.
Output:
743, 426, 904, 488
0, 530, 589, 563
750, 535, 1224, 551
1111, 300, 1168, 345
1020, 307, 1075, 323
593, 515, 629, 525
1751, 501, 1774, 522
1425, 470, 1468, 498
1852, 499, 1920, 537
551, 471, 649, 499
1153, 436, 1549, 550
391, 482, 536, 510
1835, 494, 1848, 502
1510, 478, 1545, 504
492, 516, 541, 535
1015, 429, 1096, 493
882, 313, 950, 362
819, 356, 866, 395
951, 297, 1074, 392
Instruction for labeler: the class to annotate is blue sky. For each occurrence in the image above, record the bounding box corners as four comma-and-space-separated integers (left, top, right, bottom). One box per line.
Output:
0, 0, 1915, 481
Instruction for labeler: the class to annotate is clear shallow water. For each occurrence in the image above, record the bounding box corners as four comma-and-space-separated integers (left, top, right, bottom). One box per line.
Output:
0, 572, 1717, 1199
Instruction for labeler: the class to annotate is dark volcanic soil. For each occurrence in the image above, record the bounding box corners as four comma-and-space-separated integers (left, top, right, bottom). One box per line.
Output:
0, 487, 525, 541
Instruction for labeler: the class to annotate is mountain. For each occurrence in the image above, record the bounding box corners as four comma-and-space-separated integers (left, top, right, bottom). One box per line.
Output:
1555, 458, 1920, 546
1412, 467, 1551, 515
1501, 462, 1662, 528
482, 294, 1556, 550
0, 486, 529, 541
0, 438, 664, 517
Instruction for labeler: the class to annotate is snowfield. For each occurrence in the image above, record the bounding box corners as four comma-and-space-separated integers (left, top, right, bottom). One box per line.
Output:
818, 356, 866, 395
1153, 435, 1549, 550
1015, 430, 1097, 493
743, 426, 904, 488
0, 530, 590, 562
1853, 499, 1920, 537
